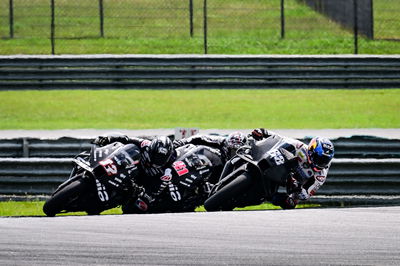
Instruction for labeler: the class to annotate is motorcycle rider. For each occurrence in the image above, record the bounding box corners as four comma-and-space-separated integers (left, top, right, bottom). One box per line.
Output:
250, 128, 335, 209
93, 133, 176, 212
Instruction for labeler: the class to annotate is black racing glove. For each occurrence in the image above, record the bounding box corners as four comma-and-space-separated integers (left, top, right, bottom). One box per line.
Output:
286, 175, 302, 194
131, 182, 146, 198
173, 139, 187, 148
251, 128, 269, 141
92, 133, 130, 146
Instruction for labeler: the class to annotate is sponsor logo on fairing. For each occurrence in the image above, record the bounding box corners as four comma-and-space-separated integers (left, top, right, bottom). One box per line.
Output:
173, 161, 189, 176
169, 183, 181, 201
95, 179, 109, 202
135, 199, 148, 211
160, 168, 173, 181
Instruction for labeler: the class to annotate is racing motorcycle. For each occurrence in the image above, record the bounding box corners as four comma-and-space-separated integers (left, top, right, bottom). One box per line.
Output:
203, 135, 299, 211
43, 142, 142, 216
122, 144, 224, 214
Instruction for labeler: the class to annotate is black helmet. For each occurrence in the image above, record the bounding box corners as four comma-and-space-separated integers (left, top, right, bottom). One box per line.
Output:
226, 131, 248, 150
307, 137, 334, 171
142, 136, 175, 168
225, 131, 248, 158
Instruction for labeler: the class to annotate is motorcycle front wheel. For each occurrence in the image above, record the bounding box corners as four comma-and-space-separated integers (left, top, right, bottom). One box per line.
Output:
204, 172, 253, 212
43, 178, 89, 217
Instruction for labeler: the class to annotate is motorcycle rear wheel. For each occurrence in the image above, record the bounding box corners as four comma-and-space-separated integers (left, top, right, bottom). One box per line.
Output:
43, 178, 88, 217
204, 172, 253, 212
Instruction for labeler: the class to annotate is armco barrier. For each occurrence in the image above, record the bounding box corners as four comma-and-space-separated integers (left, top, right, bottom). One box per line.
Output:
316, 159, 400, 195
1, 136, 399, 159
0, 158, 72, 195
0, 158, 399, 206
1, 55, 400, 90
0, 138, 92, 158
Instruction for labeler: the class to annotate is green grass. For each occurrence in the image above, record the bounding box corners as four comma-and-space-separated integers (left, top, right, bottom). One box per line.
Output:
0, 200, 122, 217
0, 200, 320, 217
0, 89, 399, 130
0, 0, 399, 54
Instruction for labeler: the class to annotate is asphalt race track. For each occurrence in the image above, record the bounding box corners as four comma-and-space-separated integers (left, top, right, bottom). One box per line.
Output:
1, 207, 399, 265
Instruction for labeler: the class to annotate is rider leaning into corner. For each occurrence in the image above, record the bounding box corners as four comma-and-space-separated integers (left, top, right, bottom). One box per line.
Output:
93, 133, 176, 212
250, 128, 335, 209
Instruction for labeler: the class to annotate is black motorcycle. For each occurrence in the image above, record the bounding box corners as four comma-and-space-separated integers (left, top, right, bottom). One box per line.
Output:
122, 144, 224, 214
204, 135, 299, 211
43, 142, 141, 216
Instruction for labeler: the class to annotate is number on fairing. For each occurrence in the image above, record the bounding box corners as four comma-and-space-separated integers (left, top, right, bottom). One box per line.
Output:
169, 183, 181, 202
173, 161, 189, 176
269, 150, 285, 165
99, 158, 118, 176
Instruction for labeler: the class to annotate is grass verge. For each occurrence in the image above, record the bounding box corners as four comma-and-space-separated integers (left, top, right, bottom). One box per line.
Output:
0, 200, 320, 217
0, 89, 399, 130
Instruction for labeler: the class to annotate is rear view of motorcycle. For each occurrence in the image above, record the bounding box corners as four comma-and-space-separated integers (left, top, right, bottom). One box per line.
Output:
204, 136, 299, 211
122, 144, 224, 214
168, 144, 224, 211
43, 142, 141, 216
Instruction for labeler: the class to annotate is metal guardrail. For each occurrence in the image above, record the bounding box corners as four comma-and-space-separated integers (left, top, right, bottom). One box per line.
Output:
0, 138, 92, 158
318, 159, 400, 195
1, 55, 400, 89
0, 157, 399, 206
0, 158, 72, 196
1, 136, 399, 159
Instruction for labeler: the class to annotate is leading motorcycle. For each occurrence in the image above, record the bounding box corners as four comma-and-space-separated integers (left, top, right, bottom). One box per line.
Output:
204, 135, 299, 211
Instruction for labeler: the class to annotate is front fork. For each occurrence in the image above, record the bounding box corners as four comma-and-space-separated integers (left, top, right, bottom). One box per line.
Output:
53, 154, 90, 195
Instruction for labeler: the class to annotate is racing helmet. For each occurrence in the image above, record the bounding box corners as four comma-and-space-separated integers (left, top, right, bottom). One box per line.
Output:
142, 136, 175, 168
307, 137, 334, 171
226, 131, 248, 151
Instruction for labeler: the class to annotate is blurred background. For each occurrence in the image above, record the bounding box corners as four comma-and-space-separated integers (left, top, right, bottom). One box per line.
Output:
0, 0, 399, 55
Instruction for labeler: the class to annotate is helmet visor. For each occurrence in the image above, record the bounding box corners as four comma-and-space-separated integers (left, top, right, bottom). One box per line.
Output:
151, 150, 176, 168
310, 152, 331, 170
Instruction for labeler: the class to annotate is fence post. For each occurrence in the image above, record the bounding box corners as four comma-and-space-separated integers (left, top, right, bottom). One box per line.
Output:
370, 0, 374, 40
99, 0, 104, 37
189, 0, 194, 37
203, 0, 208, 54
50, 0, 55, 55
353, 0, 358, 54
22, 138, 29, 158
9, 0, 14, 38
280, 0, 285, 39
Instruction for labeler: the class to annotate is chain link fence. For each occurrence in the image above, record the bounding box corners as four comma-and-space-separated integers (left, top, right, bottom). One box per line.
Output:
0, 0, 399, 55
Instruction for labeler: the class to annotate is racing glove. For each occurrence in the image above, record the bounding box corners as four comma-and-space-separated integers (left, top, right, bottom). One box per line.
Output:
92, 133, 131, 146
251, 128, 269, 141
286, 175, 302, 194
173, 139, 190, 149
131, 182, 146, 198
135, 192, 154, 212
131, 184, 154, 212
